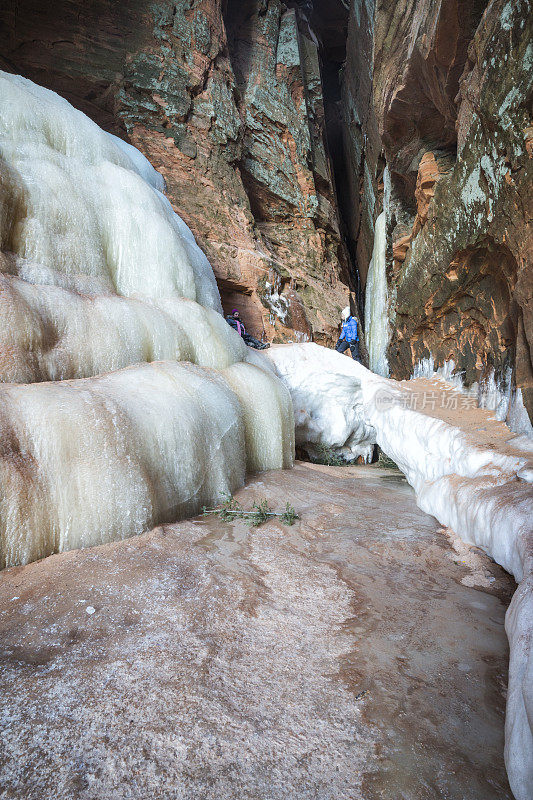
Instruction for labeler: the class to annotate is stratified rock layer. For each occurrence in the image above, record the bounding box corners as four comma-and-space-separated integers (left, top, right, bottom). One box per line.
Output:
367, 0, 532, 422
0, 0, 355, 344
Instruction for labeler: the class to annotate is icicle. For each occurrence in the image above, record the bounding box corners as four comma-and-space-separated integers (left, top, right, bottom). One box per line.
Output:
364, 211, 389, 376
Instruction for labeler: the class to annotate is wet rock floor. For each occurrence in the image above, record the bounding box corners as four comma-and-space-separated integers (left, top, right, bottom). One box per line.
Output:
0, 463, 514, 799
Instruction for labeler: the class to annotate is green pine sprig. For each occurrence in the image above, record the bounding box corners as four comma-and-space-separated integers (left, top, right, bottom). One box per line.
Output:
202, 493, 299, 527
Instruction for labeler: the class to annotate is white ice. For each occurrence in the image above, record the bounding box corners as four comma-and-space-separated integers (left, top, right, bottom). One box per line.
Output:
0, 72, 221, 309
364, 211, 389, 377
266, 342, 375, 462
0, 71, 294, 568
267, 342, 533, 800
413, 356, 533, 439
0, 271, 248, 381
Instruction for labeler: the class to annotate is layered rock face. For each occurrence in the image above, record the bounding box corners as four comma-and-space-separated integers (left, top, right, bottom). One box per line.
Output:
0, 0, 357, 344
350, 0, 532, 422
1, 0, 530, 400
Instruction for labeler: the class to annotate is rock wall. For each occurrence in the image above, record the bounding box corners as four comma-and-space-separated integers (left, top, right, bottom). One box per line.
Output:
0, 0, 358, 345
1, 0, 530, 416
349, 0, 532, 424
296, 0, 380, 301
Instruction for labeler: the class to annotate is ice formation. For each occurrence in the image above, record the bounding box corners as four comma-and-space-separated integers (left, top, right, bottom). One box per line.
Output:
0, 74, 221, 307
267, 342, 533, 800
0, 71, 294, 567
0, 362, 246, 567
266, 344, 375, 462
364, 211, 389, 377
413, 356, 533, 438
0, 270, 248, 381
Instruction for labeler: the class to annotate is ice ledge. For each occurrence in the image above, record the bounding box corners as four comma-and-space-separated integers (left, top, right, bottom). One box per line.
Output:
266, 342, 533, 800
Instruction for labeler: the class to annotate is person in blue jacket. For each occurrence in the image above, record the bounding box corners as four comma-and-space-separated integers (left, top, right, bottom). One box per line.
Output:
335, 306, 360, 360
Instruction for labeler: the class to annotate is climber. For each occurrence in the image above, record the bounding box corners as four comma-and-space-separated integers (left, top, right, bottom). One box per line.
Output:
226, 309, 270, 350
335, 306, 360, 360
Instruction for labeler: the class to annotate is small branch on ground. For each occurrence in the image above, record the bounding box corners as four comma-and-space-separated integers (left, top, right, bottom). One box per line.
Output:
202, 493, 299, 527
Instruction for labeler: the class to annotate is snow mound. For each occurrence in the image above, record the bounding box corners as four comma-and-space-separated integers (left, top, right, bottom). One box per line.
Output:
267, 342, 533, 800
266, 344, 375, 462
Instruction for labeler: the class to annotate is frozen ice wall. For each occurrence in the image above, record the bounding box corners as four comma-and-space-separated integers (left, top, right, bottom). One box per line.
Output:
267, 342, 533, 800
364, 211, 389, 377
413, 357, 533, 439
0, 270, 247, 380
0, 362, 246, 568
0, 71, 246, 380
0, 72, 294, 567
0, 74, 221, 307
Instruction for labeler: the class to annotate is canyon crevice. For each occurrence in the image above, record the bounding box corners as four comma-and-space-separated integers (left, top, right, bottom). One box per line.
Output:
1, 0, 530, 424
1, 2, 532, 798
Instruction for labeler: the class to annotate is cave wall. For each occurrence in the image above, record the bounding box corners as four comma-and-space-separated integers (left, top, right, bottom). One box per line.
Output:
347, 0, 532, 421
1, 0, 530, 409
0, 0, 357, 345
388, 0, 532, 418
339, 0, 380, 291
298, 0, 380, 307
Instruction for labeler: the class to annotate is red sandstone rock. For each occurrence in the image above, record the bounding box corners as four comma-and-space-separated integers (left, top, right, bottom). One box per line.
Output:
0, 0, 355, 345
392, 234, 412, 266
367, 0, 532, 424
392, 152, 444, 266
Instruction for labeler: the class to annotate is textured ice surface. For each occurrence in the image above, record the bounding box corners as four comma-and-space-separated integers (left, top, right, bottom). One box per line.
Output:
223, 362, 296, 473
0, 73, 221, 307
0, 464, 514, 799
267, 342, 533, 799
413, 356, 533, 438
0, 72, 294, 567
0, 70, 239, 383
364, 211, 389, 377
0, 362, 245, 567
0, 272, 249, 381
266, 343, 376, 462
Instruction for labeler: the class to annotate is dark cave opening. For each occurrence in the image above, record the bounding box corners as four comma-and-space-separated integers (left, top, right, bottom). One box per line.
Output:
289, 0, 366, 312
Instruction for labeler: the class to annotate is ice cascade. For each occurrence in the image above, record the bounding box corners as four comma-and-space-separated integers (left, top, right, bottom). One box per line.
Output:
0, 72, 294, 567
364, 211, 389, 376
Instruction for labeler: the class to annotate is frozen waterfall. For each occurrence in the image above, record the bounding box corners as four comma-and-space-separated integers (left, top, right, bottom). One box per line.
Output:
0, 71, 294, 567
364, 211, 389, 377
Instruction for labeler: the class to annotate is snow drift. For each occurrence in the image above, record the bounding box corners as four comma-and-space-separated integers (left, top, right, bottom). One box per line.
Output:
0, 360, 292, 569
0, 71, 293, 567
268, 342, 376, 462
267, 342, 533, 800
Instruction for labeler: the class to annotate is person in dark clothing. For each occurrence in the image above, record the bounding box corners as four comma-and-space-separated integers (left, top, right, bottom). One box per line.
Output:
226, 309, 270, 350
335, 306, 360, 360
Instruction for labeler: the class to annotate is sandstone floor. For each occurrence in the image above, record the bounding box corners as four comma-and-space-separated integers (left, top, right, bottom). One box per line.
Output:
0, 463, 514, 799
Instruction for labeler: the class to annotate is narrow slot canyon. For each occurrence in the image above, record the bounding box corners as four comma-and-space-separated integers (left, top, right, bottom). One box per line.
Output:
0, 1, 531, 799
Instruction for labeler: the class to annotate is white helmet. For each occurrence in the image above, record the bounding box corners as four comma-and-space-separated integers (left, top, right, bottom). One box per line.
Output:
341, 306, 350, 321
